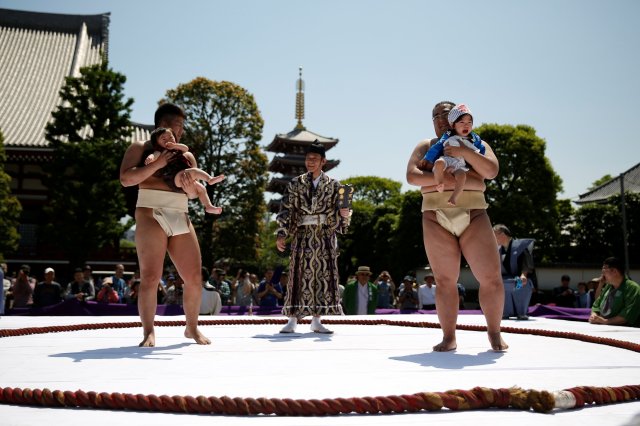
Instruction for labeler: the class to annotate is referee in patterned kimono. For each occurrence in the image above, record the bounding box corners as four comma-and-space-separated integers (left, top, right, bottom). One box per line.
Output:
275, 142, 352, 334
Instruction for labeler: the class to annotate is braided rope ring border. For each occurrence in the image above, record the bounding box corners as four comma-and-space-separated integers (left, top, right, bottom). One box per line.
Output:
1, 318, 638, 415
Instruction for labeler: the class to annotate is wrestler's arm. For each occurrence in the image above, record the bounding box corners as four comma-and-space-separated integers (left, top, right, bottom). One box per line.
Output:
120, 141, 173, 187
407, 139, 485, 190
406, 139, 438, 187
443, 141, 499, 180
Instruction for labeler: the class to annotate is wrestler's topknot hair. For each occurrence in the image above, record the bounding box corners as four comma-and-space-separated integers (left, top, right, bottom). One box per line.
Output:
154, 103, 186, 128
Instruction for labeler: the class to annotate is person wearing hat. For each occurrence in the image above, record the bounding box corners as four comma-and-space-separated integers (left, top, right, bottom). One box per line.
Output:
406, 101, 507, 352
398, 276, 419, 310
493, 224, 535, 320
33, 267, 64, 308
276, 141, 352, 333
343, 266, 378, 315
418, 271, 437, 310
418, 103, 485, 207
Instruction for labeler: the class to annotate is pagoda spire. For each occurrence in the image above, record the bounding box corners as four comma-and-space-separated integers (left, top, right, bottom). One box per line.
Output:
295, 66, 305, 130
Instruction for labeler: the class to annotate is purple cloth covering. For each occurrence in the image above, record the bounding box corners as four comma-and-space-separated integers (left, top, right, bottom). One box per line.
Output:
5, 299, 592, 321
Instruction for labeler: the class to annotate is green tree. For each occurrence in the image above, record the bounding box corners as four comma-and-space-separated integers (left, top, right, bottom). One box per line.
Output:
163, 78, 267, 267
571, 193, 639, 264
389, 190, 425, 278
339, 176, 403, 278
0, 129, 22, 259
43, 61, 133, 266
480, 123, 563, 263
589, 175, 614, 191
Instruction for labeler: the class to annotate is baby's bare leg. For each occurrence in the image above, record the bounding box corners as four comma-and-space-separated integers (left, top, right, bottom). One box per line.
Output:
448, 170, 466, 206
433, 159, 446, 192
194, 182, 222, 214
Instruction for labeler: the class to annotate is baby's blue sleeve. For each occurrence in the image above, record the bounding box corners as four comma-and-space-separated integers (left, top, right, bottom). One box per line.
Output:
424, 142, 444, 163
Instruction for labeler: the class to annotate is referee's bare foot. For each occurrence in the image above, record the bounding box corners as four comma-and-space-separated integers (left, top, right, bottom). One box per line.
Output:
433, 337, 457, 352
489, 332, 508, 351
185, 327, 211, 345
139, 330, 156, 347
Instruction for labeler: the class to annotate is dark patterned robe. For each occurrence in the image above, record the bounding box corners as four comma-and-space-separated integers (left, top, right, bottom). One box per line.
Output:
276, 171, 350, 317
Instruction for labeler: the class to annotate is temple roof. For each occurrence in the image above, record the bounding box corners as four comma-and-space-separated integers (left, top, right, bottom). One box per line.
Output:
265, 128, 339, 153
575, 162, 640, 204
268, 154, 339, 174
0, 8, 150, 149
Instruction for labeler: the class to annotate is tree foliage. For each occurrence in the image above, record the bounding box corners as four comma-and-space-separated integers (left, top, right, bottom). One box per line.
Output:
43, 61, 133, 266
480, 123, 564, 263
0, 129, 22, 260
571, 193, 639, 265
162, 78, 267, 267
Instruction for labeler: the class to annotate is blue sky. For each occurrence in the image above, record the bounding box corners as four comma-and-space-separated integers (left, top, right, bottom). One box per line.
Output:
2, 0, 639, 200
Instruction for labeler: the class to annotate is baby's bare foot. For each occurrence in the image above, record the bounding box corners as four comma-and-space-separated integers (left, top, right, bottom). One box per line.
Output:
206, 206, 222, 214
436, 184, 445, 193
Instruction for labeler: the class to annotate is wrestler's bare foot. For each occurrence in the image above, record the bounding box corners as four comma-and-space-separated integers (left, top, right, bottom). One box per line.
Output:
185, 328, 211, 345
139, 330, 156, 347
205, 206, 222, 214
208, 174, 225, 185
433, 337, 457, 352
488, 332, 508, 352
436, 183, 445, 193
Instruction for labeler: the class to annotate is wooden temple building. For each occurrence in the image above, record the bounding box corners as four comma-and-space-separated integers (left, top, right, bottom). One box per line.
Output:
0, 8, 150, 269
265, 68, 341, 213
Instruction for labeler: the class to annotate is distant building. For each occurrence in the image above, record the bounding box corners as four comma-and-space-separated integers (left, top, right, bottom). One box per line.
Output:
574, 162, 640, 205
265, 68, 340, 213
0, 8, 149, 269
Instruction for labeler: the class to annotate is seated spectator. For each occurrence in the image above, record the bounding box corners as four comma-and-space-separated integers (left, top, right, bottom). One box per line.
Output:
587, 277, 599, 305
398, 276, 419, 310
11, 264, 35, 308
418, 272, 436, 310
82, 265, 96, 294
279, 271, 289, 304
164, 275, 184, 305
33, 267, 64, 307
233, 269, 254, 307
208, 268, 231, 305
96, 277, 120, 303
575, 282, 591, 308
553, 275, 575, 307
157, 281, 168, 305
125, 280, 141, 304
0, 262, 7, 315
66, 267, 95, 302
590, 257, 640, 327
457, 282, 466, 310
200, 267, 221, 315
109, 264, 127, 301
375, 270, 395, 309
256, 269, 284, 307
343, 266, 378, 315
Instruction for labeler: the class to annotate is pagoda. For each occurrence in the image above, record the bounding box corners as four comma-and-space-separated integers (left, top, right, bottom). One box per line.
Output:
265, 68, 340, 213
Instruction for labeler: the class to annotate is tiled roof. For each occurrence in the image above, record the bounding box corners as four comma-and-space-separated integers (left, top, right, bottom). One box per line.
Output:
0, 8, 149, 148
265, 128, 339, 152
575, 162, 640, 204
